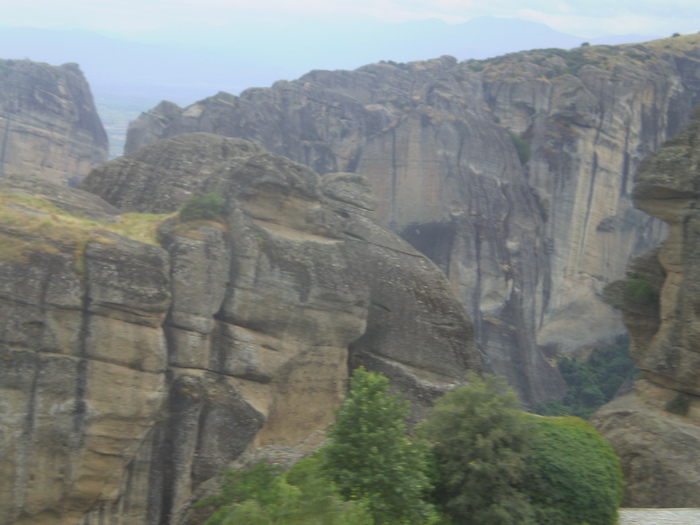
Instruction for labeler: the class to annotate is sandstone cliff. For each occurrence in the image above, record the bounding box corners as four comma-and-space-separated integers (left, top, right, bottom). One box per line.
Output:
0, 133, 479, 525
125, 34, 700, 404
591, 104, 700, 507
0, 59, 108, 186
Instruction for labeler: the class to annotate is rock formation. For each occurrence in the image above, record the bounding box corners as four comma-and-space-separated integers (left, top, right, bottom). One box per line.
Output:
591, 104, 700, 507
0, 133, 479, 525
125, 34, 700, 403
0, 59, 108, 186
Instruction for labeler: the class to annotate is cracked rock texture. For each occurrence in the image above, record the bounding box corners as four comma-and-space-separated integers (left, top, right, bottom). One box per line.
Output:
125, 34, 700, 403
0, 59, 108, 185
592, 103, 700, 507
0, 134, 479, 525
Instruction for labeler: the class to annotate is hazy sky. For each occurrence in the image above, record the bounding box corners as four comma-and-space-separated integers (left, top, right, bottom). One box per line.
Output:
3, 0, 700, 39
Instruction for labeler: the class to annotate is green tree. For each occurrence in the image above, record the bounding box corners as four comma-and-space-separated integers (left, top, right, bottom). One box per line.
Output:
419, 373, 536, 525
535, 337, 636, 419
320, 367, 437, 525
179, 192, 224, 222
524, 416, 623, 525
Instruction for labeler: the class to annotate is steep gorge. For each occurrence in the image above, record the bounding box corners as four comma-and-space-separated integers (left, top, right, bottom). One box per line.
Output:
126, 34, 700, 404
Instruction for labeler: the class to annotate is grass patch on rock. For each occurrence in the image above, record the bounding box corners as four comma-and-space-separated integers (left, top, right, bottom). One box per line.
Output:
107, 212, 173, 245
0, 192, 172, 265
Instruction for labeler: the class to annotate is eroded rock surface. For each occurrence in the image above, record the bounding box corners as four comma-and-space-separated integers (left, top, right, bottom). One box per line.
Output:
593, 382, 700, 507
0, 134, 479, 525
125, 35, 700, 403
592, 103, 700, 507
0, 59, 108, 185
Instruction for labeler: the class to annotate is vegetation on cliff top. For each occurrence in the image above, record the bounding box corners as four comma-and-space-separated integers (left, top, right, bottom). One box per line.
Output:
178, 191, 225, 222
461, 33, 700, 83
0, 191, 171, 264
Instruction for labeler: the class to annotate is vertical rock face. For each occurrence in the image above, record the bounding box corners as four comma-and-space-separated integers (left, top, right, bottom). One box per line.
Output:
591, 104, 700, 507
0, 59, 108, 185
124, 35, 700, 403
0, 134, 479, 525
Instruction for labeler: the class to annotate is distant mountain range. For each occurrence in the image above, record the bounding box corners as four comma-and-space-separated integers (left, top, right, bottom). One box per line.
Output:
0, 17, 659, 156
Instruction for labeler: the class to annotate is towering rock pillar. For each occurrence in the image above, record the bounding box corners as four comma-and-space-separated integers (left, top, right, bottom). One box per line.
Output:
0, 59, 108, 185
592, 104, 700, 507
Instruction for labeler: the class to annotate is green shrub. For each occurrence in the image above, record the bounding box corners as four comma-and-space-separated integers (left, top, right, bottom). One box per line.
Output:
534, 337, 636, 419
179, 192, 224, 222
510, 133, 531, 165
195, 459, 372, 525
194, 462, 282, 525
665, 393, 690, 416
523, 416, 623, 525
422, 374, 624, 525
624, 276, 657, 306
